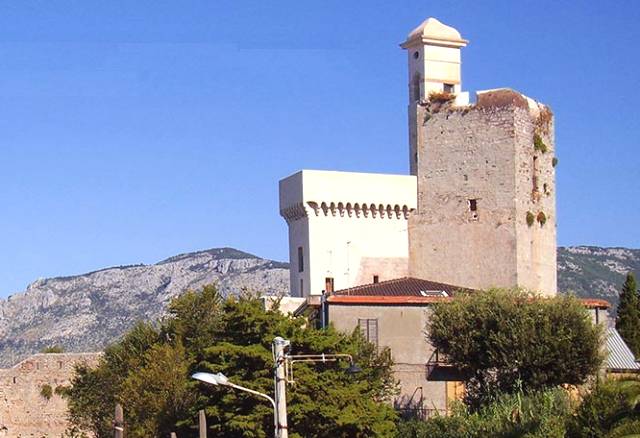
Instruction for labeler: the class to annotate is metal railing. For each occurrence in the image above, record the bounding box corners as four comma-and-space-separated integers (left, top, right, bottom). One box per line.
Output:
396, 407, 444, 421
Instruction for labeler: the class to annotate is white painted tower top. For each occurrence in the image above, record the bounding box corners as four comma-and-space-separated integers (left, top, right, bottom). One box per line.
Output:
401, 17, 468, 49
401, 18, 469, 105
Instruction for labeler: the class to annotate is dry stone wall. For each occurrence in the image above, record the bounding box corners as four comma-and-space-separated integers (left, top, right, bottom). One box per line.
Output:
0, 353, 101, 437
409, 89, 557, 295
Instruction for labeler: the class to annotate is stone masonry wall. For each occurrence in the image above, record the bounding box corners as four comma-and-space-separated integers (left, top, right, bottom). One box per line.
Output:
0, 353, 101, 437
409, 89, 557, 295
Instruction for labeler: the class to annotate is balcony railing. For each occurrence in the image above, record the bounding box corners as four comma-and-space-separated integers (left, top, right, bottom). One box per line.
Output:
397, 407, 444, 421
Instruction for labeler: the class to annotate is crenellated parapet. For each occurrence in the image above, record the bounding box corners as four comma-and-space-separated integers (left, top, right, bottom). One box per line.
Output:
279, 170, 417, 296
281, 201, 414, 223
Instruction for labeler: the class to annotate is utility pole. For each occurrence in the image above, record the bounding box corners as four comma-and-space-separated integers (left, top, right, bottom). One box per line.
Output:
199, 409, 207, 438
273, 337, 289, 438
114, 403, 124, 438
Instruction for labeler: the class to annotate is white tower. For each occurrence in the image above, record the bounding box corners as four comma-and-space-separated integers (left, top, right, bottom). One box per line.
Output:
401, 17, 468, 103
279, 170, 416, 297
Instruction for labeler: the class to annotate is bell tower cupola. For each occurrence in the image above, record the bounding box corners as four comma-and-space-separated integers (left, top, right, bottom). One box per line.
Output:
401, 18, 468, 104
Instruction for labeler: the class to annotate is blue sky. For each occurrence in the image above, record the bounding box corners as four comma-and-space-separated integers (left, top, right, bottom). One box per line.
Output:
0, 1, 638, 298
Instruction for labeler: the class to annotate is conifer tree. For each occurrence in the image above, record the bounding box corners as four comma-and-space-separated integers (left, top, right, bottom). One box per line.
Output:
616, 272, 640, 356
66, 286, 397, 437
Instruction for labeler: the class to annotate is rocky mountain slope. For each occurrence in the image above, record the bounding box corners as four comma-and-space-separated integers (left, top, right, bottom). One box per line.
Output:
0, 248, 289, 367
558, 246, 640, 305
0, 245, 637, 367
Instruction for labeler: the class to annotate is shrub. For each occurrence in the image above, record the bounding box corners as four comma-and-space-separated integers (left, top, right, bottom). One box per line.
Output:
55, 385, 70, 397
41, 345, 64, 353
40, 384, 53, 400
534, 134, 548, 153
537, 211, 547, 226
526, 211, 535, 226
429, 91, 456, 103
535, 107, 553, 135
566, 378, 640, 438
396, 389, 571, 438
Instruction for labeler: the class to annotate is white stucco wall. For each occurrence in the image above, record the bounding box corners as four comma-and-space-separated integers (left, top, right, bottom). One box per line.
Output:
280, 170, 417, 297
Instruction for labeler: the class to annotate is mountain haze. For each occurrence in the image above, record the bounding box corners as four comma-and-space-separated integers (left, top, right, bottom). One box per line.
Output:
0, 245, 637, 367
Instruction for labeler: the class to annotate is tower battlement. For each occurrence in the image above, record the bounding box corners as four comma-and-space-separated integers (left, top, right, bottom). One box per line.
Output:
279, 170, 416, 297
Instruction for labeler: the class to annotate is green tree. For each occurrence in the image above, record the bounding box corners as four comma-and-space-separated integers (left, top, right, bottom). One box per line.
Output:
567, 378, 640, 438
428, 288, 603, 407
66, 322, 161, 437
66, 286, 397, 438
616, 272, 640, 356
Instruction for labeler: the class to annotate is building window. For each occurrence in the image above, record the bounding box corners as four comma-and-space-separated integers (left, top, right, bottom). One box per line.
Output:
325, 277, 334, 293
300, 279, 304, 296
358, 318, 379, 348
412, 73, 421, 102
373, 275, 379, 284
468, 199, 478, 220
413, 51, 420, 59
297, 246, 304, 272
443, 83, 454, 93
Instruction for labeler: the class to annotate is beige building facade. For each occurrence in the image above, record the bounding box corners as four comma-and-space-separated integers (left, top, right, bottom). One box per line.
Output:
326, 284, 611, 415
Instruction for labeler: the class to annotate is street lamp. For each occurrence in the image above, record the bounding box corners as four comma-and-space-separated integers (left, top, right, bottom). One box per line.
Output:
272, 337, 361, 438
192, 372, 278, 438
193, 337, 361, 438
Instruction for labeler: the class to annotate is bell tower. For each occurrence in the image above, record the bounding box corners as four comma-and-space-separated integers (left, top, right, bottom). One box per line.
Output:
403, 18, 557, 296
401, 17, 468, 103
401, 18, 469, 175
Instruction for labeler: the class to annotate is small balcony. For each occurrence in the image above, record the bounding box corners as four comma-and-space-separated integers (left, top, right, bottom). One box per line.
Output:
426, 349, 466, 381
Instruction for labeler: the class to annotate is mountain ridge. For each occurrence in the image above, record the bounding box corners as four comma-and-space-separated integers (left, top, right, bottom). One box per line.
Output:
0, 247, 289, 367
0, 245, 637, 367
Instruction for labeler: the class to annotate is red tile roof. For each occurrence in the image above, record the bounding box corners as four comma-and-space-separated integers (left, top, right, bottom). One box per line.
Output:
327, 295, 453, 305
332, 277, 471, 297
581, 298, 611, 309
327, 277, 612, 309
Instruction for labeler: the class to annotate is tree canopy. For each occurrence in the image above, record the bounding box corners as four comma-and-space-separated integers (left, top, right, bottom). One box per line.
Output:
427, 288, 603, 407
66, 285, 397, 438
616, 272, 640, 356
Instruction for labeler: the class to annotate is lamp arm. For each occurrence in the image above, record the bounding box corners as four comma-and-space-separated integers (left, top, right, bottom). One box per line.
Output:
285, 353, 356, 383
226, 382, 278, 436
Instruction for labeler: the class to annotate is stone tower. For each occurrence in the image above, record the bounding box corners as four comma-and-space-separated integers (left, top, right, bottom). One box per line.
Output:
403, 18, 557, 296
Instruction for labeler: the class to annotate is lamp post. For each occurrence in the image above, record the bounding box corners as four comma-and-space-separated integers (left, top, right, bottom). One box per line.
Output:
192, 372, 278, 438
273, 337, 290, 438
193, 337, 360, 438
